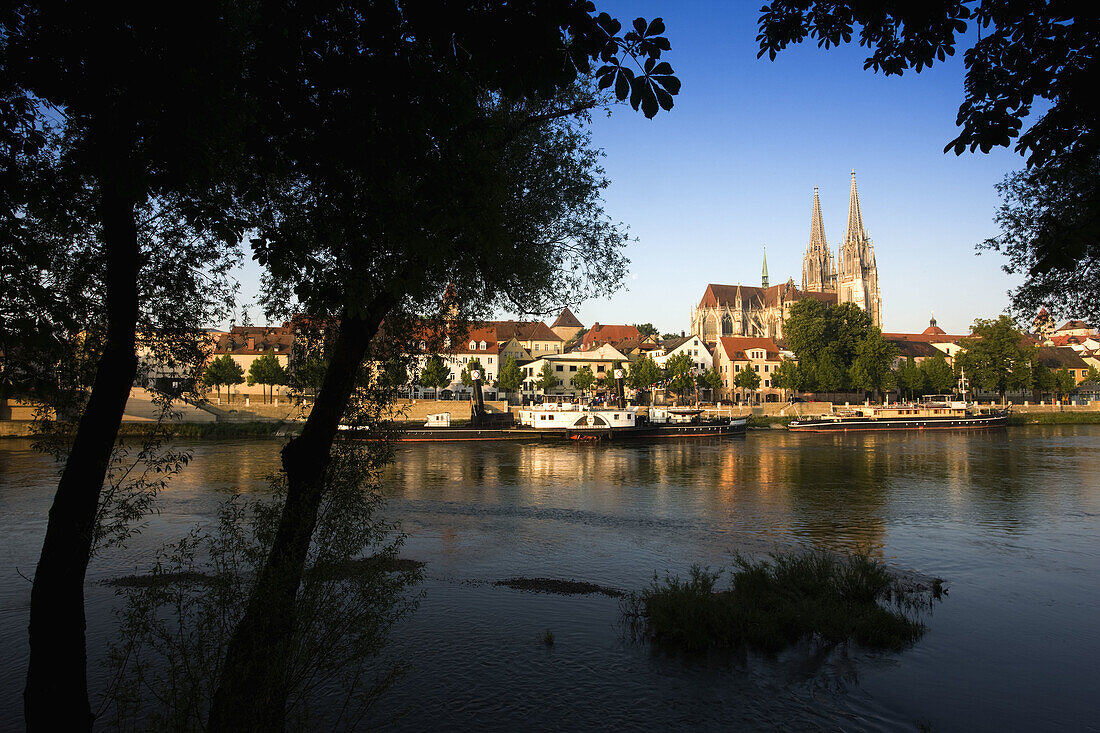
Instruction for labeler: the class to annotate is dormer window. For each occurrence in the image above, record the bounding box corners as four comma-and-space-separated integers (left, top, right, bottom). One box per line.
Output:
420, 340, 426, 350
479, 340, 487, 350
469, 340, 477, 351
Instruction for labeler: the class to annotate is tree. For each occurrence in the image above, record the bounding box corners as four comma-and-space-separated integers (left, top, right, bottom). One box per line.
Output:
771, 358, 804, 398
632, 322, 659, 338
496, 355, 523, 404
696, 367, 723, 402
200, 6, 680, 730
895, 358, 925, 401
733, 365, 761, 403
980, 159, 1100, 326
757, 3, 1100, 323
203, 354, 246, 403
1031, 362, 1057, 402
627, 355, 661, 405
782, 299, 873, 392
418, 356, 452, 396
247, 350, 287, 404
460, 358, 489, 388
664, 352, 696, 401
5, 6, 248, 725
1054, 367, 1077, 403
661, 332, 678, 341
921, 355, 955, 395
535, 361, 559, 394
849, 329, 898, 402
956, 316, 1035, 403
289, 355, 327, 399
1086, 365, 1100, 384
571, 366, 597, 397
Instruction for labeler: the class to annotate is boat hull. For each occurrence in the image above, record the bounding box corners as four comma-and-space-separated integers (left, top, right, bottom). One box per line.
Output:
788, 413, 1008, 432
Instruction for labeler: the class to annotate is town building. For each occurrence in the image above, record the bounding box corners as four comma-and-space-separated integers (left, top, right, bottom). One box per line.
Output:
712, 336, 784, 403
520, 343, 629, 399
691, 171, 882, 344
549, 307, 585, 343
653, 334, 712, 375
578, 323, 641, 352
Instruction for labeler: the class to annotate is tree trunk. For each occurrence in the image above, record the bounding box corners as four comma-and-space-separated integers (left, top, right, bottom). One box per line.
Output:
24, 181, 139, 731
207, 297, 393, 733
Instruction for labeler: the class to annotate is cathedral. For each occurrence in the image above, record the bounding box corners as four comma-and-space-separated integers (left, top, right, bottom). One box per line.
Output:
691, 171, 883, 343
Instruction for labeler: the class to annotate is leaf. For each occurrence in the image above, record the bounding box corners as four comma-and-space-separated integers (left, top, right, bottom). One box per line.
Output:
633, 17, 647, 35
647, 18, 666, 37
615, 70, 629, 100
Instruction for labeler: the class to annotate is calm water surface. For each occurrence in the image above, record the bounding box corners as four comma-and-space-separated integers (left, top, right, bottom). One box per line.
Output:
1, 426, 1098, 731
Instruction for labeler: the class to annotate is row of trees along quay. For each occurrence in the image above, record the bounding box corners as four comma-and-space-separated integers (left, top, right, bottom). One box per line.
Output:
777, 306, 1088, 405
202, 351, 287, 403
3, 3, 681, 730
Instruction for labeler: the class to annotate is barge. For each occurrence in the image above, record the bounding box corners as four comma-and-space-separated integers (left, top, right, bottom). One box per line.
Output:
788, 395, 1008, 432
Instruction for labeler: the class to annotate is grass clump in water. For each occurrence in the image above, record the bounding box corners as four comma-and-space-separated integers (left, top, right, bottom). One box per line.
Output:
624, 551, 942, 654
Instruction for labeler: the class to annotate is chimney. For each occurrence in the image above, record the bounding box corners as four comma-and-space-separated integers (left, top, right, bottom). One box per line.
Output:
681, 330, 685, 337
248, 337, 255, 350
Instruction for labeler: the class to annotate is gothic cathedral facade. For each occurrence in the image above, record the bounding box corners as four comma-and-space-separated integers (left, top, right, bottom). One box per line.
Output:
692, 171, 883, 344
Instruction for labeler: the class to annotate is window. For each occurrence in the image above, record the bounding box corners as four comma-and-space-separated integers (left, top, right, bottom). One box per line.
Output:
764, 380, 770, 387
488, 357, 493, 364
569, 365, 577, 372
479, 340, 487, 350
597, 365, 605, 372
420, 340, 426, 350
556, 365, 564, 372
557, 379, 564, 386
535, 344, 540, 352
469, 340, 476, 350
754, 365, 759, 372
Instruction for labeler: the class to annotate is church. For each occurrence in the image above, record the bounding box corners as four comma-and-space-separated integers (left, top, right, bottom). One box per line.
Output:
691, 171, 883, 344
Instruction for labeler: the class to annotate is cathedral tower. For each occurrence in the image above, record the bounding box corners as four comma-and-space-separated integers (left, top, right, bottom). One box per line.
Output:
802, 186, 836, 292
761, 247, 769, 289
835, 171, 882, 327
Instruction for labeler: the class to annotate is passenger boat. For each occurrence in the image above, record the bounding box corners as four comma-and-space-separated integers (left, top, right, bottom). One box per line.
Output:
382, 402, 747, 442
787, 394, 1008, 432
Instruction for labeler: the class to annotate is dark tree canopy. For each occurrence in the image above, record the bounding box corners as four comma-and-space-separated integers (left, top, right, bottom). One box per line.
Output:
757, 1, 1099, 167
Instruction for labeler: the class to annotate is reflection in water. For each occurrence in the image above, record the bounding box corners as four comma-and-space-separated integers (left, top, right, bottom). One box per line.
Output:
1, 426, 1099, 731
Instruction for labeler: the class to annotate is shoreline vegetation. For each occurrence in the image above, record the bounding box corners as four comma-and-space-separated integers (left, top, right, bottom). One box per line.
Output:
622, 552, 945, 654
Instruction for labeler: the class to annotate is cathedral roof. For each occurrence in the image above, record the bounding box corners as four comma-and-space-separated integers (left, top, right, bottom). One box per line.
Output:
698, 282, 837, 310
551, 307, 583, 329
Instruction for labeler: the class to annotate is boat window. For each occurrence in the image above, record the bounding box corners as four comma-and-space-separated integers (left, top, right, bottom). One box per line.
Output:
614, 414, 619, 420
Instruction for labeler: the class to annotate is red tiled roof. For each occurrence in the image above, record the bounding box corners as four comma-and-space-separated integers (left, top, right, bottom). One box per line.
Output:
212, 326, 294, 356
486, 320, 561, 343
881, 331, 967, 344
1056, 320, 1091, 332
716, 337, 782, 361
581, 323, 640, 350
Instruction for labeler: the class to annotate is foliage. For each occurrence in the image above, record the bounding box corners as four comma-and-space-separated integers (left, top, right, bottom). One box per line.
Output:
849, 329, 898, 397
1086, 366, 1100, 384
895, 358, 925, 400
535, 361, 558, 393
496, 356, 523, 399
599, 364, 620, 392
661, 333, 678, 342
417, 356, 452, 392
663, 352, 696, 398
289, 355, 328, 396
770, 358, 803, 394
979, 158, 1100, 325
632, 322, 659, 338
733, 365, 760, 398
1054, 368, 1076, 399
783, 300, 889, 392
571, 366, 597, 395
956, 316, 1034, 401
696, 368, 722, 394
921, 354, 955, 394
756, 2, 1097, 167
104, 442, 423, 730
460, 358, 489, 388
246, 350, 287, 404
626, 355, 660, 395
623, 551, 938, 654
203, 354, 246, 402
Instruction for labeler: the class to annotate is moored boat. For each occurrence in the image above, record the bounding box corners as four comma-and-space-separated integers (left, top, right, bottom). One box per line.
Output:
788, 395, 1008, 432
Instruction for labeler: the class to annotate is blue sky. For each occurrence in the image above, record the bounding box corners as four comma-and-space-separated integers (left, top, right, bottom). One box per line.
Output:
236, 2, 1029, 336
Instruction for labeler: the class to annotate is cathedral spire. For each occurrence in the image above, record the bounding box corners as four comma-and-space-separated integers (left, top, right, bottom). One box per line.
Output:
761, 246, 769, 288
846, 170, 867, 244
810, 185, 827, 251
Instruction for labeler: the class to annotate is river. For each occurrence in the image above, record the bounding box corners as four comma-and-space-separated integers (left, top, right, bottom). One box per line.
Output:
1, 426, 1098, 731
